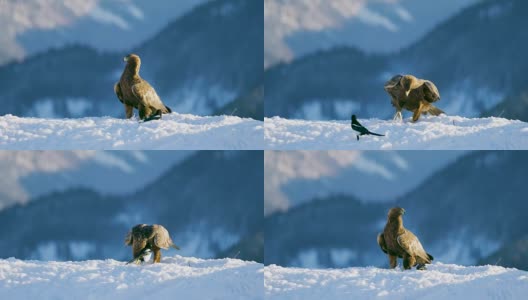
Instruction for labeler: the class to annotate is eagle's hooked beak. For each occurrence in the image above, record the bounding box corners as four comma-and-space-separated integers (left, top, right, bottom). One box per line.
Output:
123, 56, 129, 62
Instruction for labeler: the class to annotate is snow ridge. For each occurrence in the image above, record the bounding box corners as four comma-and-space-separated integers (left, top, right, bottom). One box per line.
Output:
0, 256, 264, 300
265, 115, 528, 150
0, 113, 264, 150
265, 263, 528, 300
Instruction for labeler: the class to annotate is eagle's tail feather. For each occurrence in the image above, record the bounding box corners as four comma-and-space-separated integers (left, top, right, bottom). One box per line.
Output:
427, 253, 434, 261
427, 105, 444, 116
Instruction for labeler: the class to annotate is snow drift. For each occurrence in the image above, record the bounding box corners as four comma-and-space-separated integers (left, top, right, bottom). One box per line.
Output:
0, 113, 264, 150
0, 255, 263, 300
264, 263, 528, 300
264, 115, 528, 150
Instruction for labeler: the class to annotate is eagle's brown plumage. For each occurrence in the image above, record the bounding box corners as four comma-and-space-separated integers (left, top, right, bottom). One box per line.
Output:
384, 74, 444, 122
114, 54, 172, 120
125, 224, 180, 264
377, 207, 434, 270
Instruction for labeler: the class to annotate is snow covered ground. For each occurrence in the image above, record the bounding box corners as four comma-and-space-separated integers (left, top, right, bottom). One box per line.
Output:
265, 115, 528, 150
0, 113, 264, 150
0, 255, 263, 300
265, 263, 528, 300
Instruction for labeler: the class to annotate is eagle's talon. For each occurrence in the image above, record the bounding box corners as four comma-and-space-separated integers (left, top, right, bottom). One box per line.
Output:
393, 111, 403, 122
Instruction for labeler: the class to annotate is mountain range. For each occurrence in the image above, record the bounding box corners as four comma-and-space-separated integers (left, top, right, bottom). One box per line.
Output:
0, 0, 262, 119
265, 0, 528, 122
264, 0, 478, 67
0, 151, 191, 211
0, 0, 206, 65
0, 151, 263, 263
265, 151, 528, 270
264, 150, 464, 215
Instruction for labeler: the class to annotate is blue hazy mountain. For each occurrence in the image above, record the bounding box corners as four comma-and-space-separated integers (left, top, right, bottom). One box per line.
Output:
265, 0, 526, 122
0, 0, 262, 119
0, 151, 263, 263
265, 151, 528, 270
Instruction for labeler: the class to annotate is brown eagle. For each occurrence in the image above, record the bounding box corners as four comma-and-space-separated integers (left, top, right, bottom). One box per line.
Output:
125, 224, 180, 264
114, 54, 172, 120
384, 74, 444, 122
377, 207, 434, 270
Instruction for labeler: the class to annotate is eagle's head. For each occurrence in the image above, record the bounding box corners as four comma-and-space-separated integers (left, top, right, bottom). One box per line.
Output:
388, 207, 405, 218
123, 54, 141, 72
400, 75, 415, 97
124, 53, 140, 62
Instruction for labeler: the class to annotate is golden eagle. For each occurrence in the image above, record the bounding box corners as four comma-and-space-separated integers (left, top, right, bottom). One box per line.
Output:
125, 224, 180, 264
384, 74, 443, 122
377, 207, 434, 270
114, 54, 172, 120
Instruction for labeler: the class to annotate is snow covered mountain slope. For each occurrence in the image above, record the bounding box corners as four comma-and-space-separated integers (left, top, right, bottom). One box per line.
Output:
265, 263, 528, 300
0, 256, 263, 300
264, 115, 528, 150
0, 113, 264, 150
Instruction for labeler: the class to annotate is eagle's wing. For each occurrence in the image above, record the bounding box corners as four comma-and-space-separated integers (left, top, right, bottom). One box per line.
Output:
384, 75, 406, 109
114, 82, 124, 104
124, 229, 133, 246
396, 229, 431, 263
131, 81, 166, 110
152, 225, 173, 250
422, 80, 440, 103
384, 75, 403, 91
377, 233, 388, 254
128, 224, 149, 256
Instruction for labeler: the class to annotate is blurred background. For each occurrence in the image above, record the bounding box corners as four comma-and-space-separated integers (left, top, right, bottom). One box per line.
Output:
264, 0, 528, 122
264, 150, 528, 270
0, 150, 263, 263
0, 0, 263, 120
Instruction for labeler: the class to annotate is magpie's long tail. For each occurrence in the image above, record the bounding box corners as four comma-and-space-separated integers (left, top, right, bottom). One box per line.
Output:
368, 131, 384, 137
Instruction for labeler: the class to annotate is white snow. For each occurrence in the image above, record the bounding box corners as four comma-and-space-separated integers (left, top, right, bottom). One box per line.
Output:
0, 256, 263, 300
264, 115, 528, 150
0, 113, 263, 150
265, 263, 528, 300
293, 100, 362, 120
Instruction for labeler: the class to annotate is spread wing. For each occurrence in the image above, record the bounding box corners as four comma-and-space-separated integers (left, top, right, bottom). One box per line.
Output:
114, 83, 124, 104
377, 233, 388, 254
422, 80, 440, 102
397, 229, 431, 263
